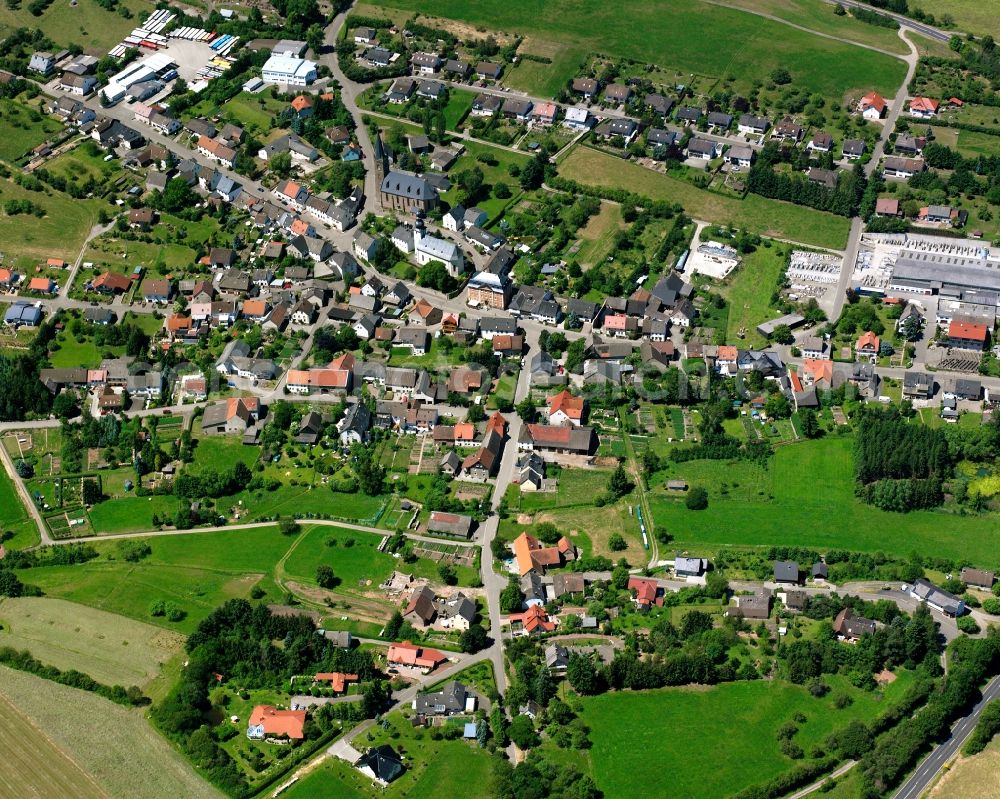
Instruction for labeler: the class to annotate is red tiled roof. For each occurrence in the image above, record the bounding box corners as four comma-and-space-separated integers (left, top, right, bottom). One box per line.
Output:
93, 271, 130, 292
948, 320, 988, 341
547, 390, 584, 422
909, 97, 939, 113
291, 94, 313, 111
387, 641, 446, 669
856, 331, 880, 352
860, 91, 886, 112
248, 705, 306, 739
803, 358, 833, 383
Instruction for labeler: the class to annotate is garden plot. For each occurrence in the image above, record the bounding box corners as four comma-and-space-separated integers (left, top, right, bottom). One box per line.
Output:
411, 542, 477, 569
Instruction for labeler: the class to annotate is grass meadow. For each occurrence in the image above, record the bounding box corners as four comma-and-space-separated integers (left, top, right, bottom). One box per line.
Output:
0, 596, 184, 688
367, 0, 905, 102
0, 97, 63, 163
0, 177, 102, 267
651, 436, 1000, 568
0, 0, 153, 50
0, 665, 223, 799
574, 674, 914, 799
558, 147, 851, 249
18, 523, 461, 634
0, 461, 37, 548
719, 244, 790, 346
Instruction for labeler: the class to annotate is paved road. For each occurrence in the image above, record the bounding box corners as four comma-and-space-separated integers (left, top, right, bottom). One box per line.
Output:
892, 676, 1000, 799
817, 0, 954, 42
833, 27, 919, 322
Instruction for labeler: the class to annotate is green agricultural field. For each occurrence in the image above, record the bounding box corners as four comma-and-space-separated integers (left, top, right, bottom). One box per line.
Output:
0, 178, 103, 267
720, 244, 789, 345
0, 596, 183, 688
651, 436, 1000, 567
558, 147, 851, 249
86, 494, 182, 534
0, 665, 223, 799
575, 675, 914, 799
368, 0, 905, 102
0, 0, 154, 50
284, 711, 493, 799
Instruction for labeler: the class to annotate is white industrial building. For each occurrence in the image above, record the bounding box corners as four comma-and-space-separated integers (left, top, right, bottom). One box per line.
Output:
261, 55, 316, 87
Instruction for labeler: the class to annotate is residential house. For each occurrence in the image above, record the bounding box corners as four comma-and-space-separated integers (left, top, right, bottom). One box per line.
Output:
339, 402, 372, 444
386, 641, 447, 671
833, 608, 877, 641
413, 681, 473, 716
843, 138, 866, 159
246, 706, 306, 740
908, 97, 939, 119
807, 131, 833, 152
519, 424, 595, 456
563, 107, 592, 131
201, 397, 261, 435
546, 389, 585, 426
685, 138, 719, 160
737, 114, 770, 135
859, 91, 887, 120
960, 568, 995, 590
883, 157, 925, 179
356, 745, 404, 785
910, 579, 965, 616
476, 61, 502, 80
774, 561, 802, 585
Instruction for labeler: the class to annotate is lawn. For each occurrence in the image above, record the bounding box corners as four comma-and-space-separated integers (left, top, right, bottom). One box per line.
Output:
49, 327, 124, 368
442, 88, 476, 130
558, 146, 851, 249
284, 710, 493, 799
720, 245, 791, 346
920, 0, 1000, 37
575, 674, 914, 799
0, 0, 154, 50
44, 144, 122, 186
86, 494, 182, 534
651, 436, 1000, 567
368, 0, 906, 103
0, 177, 102, 267
0, 665, 223, 799
0, 596, 184, 688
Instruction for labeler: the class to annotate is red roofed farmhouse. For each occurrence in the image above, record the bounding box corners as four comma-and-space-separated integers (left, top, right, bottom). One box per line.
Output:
512, 531, 577, 576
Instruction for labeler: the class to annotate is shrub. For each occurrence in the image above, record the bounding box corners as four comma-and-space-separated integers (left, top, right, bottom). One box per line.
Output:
685, 486, 709, 510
